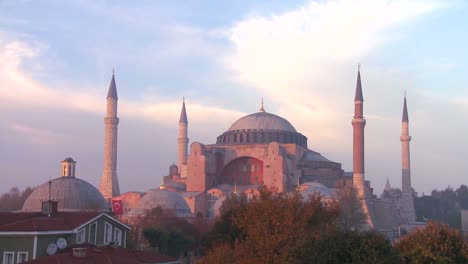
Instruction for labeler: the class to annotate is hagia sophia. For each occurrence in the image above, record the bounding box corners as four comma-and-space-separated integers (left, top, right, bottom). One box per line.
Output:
20, 68, 417, 234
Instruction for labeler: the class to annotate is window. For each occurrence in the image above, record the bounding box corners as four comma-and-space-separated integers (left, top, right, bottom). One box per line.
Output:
114, 228, 122, 246
89, 222, 97, 245
17, 252, 28, 263
104, 222, 112, 244
76, 228, 86, 244
3, 252, 14, 264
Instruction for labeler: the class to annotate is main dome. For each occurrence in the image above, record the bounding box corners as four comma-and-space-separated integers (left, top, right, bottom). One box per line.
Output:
22, 177, 109, 212
228, 112, 296, 132
217, 111, 307, 148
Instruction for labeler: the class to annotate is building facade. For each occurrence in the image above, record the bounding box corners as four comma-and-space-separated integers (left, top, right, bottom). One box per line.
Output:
0, 211, 129, 264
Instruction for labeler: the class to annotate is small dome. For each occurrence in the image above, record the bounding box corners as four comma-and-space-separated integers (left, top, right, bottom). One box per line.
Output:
228, 112, 296, 132
127, 189, 191, 217
300, 182, 336, 201
62, 157, 75, 163
22, 177, 108, 212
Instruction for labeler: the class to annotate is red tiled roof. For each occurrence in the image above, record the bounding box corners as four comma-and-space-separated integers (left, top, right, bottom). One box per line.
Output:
0, 211, 102, 232
23, 244, 178, 264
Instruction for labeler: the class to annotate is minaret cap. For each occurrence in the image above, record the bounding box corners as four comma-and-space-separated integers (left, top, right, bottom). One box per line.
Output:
107, 71, 118, 99
179, 97, 188, 123
355, 64, 364, 102
402, 94, 409, 122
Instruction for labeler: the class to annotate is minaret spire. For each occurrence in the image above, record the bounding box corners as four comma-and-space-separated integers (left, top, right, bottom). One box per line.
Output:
178, 98, 189, 174
384, 178, 391, 192
99, 71, 121, 200
259, 98, 265, 112
402, 94, 408, 122
351, 65, 373, 227
400, 94, 416, 222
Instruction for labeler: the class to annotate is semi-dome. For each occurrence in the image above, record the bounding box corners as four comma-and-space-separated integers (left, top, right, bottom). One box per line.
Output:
127, 189, 191, 217
22, 177, 109, 212
228, 112, 296, 132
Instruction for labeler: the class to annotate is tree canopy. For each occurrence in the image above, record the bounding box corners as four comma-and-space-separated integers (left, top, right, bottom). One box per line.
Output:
396, 222, 468, 264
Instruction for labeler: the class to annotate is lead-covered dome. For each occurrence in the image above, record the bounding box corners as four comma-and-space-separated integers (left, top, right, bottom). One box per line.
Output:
127, 189, 191, 217
228, 112, 296, 132
217, 110, 308, 148
22, 177, 109, 212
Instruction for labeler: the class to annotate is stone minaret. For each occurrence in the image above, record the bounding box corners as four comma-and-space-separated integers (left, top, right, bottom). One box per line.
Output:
352, 66, 366, 199
178, 98, 189, 172
352, 66, 373, 227
99, 72, 120, 200
400, 95, 416, 222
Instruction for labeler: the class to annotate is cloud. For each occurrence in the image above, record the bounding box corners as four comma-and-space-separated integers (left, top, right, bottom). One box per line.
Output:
0, 37, 243, 127
9, 123, 69, 145
222, 0, 460, 193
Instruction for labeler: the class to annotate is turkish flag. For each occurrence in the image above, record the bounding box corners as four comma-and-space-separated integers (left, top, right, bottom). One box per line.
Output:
112, 199, 123, 215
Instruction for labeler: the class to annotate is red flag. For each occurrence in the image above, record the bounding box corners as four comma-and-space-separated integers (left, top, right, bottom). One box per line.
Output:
112, 199, 123, 215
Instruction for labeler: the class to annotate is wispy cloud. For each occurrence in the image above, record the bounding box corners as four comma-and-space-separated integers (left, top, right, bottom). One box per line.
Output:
0, 37, 243, 126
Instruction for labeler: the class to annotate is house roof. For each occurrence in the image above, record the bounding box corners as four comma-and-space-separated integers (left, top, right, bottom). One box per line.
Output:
0, 212, 129, 233
23, 244, 178, 264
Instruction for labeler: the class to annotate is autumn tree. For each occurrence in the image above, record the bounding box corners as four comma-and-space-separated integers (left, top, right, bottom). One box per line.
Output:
395, 222, 468, 264
201, 192, 249, 250
199, 187, 339, 264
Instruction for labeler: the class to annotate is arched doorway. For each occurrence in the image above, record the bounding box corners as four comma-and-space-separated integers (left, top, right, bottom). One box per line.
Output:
219, 157, 263, 185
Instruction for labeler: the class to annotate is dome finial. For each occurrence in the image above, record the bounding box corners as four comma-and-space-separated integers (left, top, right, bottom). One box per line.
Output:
296, 178, 301, 192
160, 178, 166, 190
259, 98, 265, 112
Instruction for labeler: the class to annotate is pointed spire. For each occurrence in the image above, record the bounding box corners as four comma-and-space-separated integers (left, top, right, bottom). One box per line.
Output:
233, 181, 238, 194
179, 97, 188, 124
355, 64, 363, 102
402, 94, 409, 122
259, 98, 265, 112
48, 177, 52, 201
107, 71, 118, 99
385, 178, 391, 192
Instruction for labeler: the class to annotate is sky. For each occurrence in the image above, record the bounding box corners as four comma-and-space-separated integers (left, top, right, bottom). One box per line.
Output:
0, 0, 467, 196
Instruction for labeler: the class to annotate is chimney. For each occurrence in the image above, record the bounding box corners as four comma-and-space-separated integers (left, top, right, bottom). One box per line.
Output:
72, 248, 87, 258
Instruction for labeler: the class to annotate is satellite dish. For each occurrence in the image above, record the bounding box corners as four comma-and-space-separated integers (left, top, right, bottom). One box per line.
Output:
46, 243, 58, 255
56, 237, 67, 249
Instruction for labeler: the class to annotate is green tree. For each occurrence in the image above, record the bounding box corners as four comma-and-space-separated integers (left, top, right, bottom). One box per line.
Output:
395, 222, 468, 264
456, 185, 468, 209
292, 230, 400, 264
414, 187, 461, 228
0, 186, 35, 212
336, 186, 367, 231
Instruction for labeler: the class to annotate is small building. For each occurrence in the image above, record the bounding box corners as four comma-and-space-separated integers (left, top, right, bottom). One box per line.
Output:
462, 209, 468, 236
0, 208, 130, 264
21, 244, 178, 264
